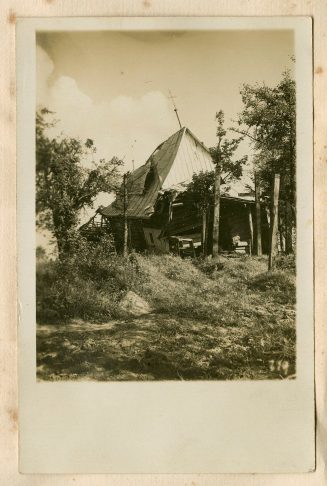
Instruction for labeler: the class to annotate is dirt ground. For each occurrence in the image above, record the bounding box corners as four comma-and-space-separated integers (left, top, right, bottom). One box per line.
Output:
37, 312, 295, 381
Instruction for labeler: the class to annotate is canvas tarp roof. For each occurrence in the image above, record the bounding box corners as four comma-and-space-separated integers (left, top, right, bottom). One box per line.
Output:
100, 126, 253, 219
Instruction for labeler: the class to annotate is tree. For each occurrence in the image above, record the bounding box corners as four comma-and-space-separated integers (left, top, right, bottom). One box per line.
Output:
36, 108, 123, 256
185, 111, 246, 256
185, 170, 215, 255
234, 70, 296, 254
209, 110, 247, 256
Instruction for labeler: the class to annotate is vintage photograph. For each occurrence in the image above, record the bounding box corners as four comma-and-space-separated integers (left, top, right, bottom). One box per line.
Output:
36, 29, 296, 381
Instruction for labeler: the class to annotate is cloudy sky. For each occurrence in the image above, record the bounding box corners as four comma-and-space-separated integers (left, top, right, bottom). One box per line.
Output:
37, 30, 294, 164
36, 29, 294, 248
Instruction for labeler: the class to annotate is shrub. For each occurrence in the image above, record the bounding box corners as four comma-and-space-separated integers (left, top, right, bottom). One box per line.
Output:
36, 235, 143, 323
36, 260, 123, 322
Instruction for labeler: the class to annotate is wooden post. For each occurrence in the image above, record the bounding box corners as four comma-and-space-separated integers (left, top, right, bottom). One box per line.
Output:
268, 174, 281, 270
279, 220, 285, 253
205, 205, 210, 256
202, 209, 207, 256
123, 172, 128, 257
248, 204, 254, 256
254, 172, 262, 256
212, 165, 221, 257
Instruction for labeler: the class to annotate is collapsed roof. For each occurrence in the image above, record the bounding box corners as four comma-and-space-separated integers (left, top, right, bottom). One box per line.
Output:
100, 126, 254, 220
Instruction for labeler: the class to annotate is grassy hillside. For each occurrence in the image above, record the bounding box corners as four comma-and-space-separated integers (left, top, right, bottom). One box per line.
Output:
36, 252, 296, 380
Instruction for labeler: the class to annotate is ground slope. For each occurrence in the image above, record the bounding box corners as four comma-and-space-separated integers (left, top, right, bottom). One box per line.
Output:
36, 254, 296, 381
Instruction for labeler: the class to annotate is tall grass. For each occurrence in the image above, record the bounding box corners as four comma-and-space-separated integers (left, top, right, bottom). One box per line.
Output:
36, 247, 296, 380
37, 245, 295, 326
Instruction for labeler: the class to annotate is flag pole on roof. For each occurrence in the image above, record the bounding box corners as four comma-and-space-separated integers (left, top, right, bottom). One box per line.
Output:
168, 89, 182, 129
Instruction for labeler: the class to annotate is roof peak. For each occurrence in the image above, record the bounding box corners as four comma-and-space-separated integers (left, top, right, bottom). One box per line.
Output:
164, 126, 210, 154
184, 127, 210, 154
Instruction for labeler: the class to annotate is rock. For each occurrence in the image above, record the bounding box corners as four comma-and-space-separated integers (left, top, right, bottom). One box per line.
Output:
119, 291, 152, 317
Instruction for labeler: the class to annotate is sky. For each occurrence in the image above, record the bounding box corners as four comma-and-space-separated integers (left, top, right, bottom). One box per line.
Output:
37, 30, 294, 163
36, 29, 294, 249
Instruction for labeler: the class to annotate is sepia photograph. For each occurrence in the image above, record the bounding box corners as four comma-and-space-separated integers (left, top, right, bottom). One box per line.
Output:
15, 15, 315, 474
35, 28, 297, 382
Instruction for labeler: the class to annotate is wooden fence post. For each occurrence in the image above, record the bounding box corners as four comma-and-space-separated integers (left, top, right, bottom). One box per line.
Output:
268, 173, 281, 270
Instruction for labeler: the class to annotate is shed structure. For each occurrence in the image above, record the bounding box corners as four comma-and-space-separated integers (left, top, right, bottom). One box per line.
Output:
92, 127, 268, 254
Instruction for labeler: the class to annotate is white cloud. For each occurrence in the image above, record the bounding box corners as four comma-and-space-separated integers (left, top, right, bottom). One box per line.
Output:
36, 46, 176, 171
36, 46, 178, 226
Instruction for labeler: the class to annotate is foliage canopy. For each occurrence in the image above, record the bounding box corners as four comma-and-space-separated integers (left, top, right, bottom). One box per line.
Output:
235, 70, 296, 209
186, 110, 247, 212
36, 108, 123, 255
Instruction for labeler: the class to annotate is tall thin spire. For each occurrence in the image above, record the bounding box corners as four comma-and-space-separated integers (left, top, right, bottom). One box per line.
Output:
168, 89, 182, 129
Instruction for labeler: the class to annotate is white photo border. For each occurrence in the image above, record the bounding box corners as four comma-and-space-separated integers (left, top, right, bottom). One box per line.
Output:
17, 16, 314, 473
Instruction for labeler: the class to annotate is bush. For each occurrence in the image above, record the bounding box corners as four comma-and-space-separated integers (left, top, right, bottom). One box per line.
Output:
36, 234, 143, 323
36, 260, 122, 322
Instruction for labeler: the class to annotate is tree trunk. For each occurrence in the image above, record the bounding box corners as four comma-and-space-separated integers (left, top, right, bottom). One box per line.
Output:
212, 165, 221, 257
248, 205, 254, 256
56, 237, 64, 259
54, 228, 71, 260
289, 116, 296, 253
279, 218, 285, 253
268, 174, 281, 270
254, 172, 262, 256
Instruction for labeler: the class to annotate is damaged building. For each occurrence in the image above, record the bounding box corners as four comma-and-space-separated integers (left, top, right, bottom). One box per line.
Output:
81, 126, 269, 255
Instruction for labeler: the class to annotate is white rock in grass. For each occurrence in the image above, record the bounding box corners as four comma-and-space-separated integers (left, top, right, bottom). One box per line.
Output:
119, 291, 152, 317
